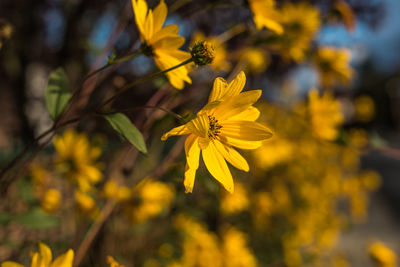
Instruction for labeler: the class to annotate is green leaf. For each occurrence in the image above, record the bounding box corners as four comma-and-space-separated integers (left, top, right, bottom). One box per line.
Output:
104, 113, 147, 153
45, 67, 71, 120
0, 212, 12, 225
15, 208, 60, 229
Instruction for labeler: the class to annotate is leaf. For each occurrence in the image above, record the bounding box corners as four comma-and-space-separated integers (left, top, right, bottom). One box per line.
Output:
104, 113, 147, 153
45, 67, 71, 120
15, 208, 60, 229
0, 212, 12, 225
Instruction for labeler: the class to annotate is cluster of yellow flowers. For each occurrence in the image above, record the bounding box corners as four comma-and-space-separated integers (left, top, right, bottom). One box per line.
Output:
1, 0, 386, 266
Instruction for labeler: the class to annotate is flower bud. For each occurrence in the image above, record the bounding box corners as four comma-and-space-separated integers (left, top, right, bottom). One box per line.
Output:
191, 41, 215, 66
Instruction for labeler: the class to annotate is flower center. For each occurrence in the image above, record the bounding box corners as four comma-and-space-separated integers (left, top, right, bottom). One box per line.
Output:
141, 42, 154, 57
208, 115, 222, 139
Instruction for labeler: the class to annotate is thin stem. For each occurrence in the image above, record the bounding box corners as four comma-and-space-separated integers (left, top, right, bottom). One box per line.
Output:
98, 58, 194, 109
96, 105, 187, 124
74, 200, 116, 267
84, 50, 143, 80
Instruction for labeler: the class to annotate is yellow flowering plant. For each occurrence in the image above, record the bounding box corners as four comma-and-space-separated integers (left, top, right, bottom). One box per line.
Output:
0, 0, 390, 266
131, 0, 192, 89
162, 71, 272, 193
1, 242, 73, 267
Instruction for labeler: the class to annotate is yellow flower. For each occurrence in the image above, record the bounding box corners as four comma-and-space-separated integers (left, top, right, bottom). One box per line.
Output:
41, 189, 61, 213
368, 241, 398, 267
314, 46, 354, 89
103, 179, 132, 202
253, 135, 293, 169
75, 190, 96, 213
191, 32, 230, 72
220, 182, 249, 214
275, 2, 320, 62
354, 95, 375, 122
161, 72, 272, 193
174, 215, 222, 267
1, 242, 74, 267
132, 179, 174, 223
222, 227, 257, 267
308, 89, 343, 141
238, 47, 269, 74
131, 0, 191, 89
249, 0, 283, 34
53, 129, 102, 192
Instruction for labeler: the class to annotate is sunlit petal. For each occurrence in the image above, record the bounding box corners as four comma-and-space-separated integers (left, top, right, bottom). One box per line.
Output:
202, 141, 234, 193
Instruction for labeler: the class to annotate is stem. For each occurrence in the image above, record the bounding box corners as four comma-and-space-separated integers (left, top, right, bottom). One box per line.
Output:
98, 58, 194, 109
74, 200, 116, 267
85, 50, 143, 80
96, 105, 187, 124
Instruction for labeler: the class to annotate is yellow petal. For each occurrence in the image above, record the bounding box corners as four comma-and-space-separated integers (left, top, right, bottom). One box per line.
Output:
152, 0, 167, 33
184, 135, 201, 193
143, 9, 154, 40
202, 140, 234, 193
229, 106, 260, 121
1, 262, 25, 267
213, 140, 249, 172
213, 90, 262, 120
131, 0, 148, 40
225, 71, 246, 98
153, 51, 191, 89
220, 120, 273, 141
220, 136, 262, 150
50, 249, 74, 267
38, 242, 52, 266
150, 24, 179, 44
153, 36, 185, 49
186, 114, 209, 138
208, 72, 245, 102
161, 125, 190, 141
208, 77, 228, 103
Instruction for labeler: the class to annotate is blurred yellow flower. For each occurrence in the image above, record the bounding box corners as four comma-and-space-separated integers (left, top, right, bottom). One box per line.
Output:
253, 135, 293, 169
174, 215, 222, 267
107, 256, 125, 267
220, 182, 249, 214
162, 72, 272, 193
132, 179, 174, 223
103, 179, 131, 202
53, 129, 102, 192
131, 0, 191, 89
275, 2, 320, 62
75, 190, 96, 213
368, 241, 398, 267
249, 0, 283, 34
354, 95, 375, 122
314, 46, 354, 89
308, 89, 343, 141
238, 47, 269, 74
222, 227, 257, 267
41, 188, 61, 213
1, 242, 74, 267
191, 32, 230, 72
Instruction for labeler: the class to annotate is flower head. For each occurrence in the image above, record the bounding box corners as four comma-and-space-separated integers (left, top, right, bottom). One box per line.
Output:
53, 129, 102, 192
274, 2, 320, 62
308, 89, 343, 141
191, 41, 215, 66
162, 72, 272, 193
191, 32, 228, 71
314, 46, 354, 89
132, 0, 191, 89
1, 242, 74, 267
249, 0, 283, 34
